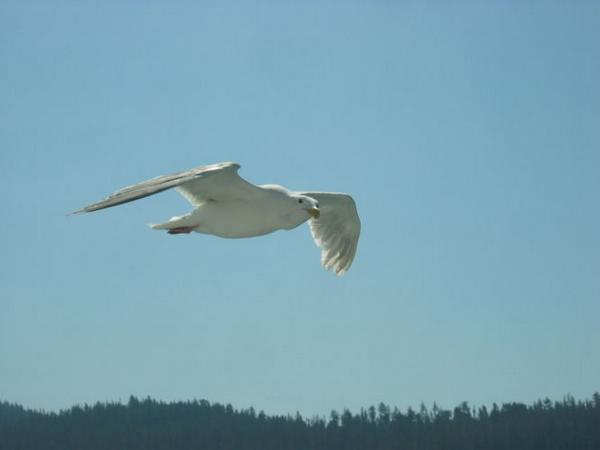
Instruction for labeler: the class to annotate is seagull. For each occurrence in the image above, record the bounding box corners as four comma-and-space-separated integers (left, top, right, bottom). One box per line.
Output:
73, 162, 361, 275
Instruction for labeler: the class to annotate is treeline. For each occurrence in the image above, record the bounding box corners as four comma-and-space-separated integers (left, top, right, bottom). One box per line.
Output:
1, 393, 599, 450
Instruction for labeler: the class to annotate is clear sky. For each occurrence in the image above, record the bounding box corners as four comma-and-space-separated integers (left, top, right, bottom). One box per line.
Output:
1, 1, 599, 417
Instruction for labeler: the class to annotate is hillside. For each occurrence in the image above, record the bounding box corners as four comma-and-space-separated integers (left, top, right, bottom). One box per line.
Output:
1, 394, 599, 450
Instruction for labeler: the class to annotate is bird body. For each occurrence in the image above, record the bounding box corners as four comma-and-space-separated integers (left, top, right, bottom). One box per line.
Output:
74, 162, 360, 275
153, 187, 308, 238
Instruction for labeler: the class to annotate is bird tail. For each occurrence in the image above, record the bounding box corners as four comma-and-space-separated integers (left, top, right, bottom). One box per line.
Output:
149, 212, 198, 230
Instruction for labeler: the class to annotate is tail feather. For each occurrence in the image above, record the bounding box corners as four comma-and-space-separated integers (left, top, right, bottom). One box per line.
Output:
149, 212, 199, 231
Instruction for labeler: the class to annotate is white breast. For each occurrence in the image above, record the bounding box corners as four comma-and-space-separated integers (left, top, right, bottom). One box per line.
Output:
194, 197, 306, 238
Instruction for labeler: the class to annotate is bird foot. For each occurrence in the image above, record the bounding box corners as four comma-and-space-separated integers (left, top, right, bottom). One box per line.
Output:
167, 226, 196, 234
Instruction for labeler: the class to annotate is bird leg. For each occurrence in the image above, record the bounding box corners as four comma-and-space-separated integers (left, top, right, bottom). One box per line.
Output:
167, 226, 196, 235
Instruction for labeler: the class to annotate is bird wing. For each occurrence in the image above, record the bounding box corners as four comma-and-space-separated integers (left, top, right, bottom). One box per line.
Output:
300, 192, 361, 275
73, 162, 264, 213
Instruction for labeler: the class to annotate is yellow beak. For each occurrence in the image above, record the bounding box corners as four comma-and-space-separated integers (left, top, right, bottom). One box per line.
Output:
305, 207, 320, 219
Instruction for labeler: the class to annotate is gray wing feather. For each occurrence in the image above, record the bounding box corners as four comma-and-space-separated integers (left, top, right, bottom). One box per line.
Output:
72, 162, 256, 213
300, 192, 361, 275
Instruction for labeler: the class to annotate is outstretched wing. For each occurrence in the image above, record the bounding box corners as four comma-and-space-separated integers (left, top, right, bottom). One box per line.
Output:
73, 162, 264, 213
300, 192, 361, 275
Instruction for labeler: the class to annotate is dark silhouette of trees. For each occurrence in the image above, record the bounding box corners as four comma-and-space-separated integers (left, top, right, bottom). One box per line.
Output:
1, 394, 599, 450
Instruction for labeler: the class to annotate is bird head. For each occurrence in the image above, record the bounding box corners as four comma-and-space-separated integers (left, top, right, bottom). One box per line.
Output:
294, 195, 320, 219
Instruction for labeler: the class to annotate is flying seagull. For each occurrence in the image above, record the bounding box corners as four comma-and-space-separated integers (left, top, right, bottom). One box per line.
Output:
73, 162, 361, 275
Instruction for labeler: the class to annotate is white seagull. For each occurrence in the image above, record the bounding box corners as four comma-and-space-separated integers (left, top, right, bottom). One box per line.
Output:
74, 162, 361, 275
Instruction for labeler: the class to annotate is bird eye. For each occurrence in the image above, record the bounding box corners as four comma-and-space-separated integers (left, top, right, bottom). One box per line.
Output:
298, 199, 303, 204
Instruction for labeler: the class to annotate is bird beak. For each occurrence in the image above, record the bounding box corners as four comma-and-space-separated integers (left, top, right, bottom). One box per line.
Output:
305, 207, 320, 219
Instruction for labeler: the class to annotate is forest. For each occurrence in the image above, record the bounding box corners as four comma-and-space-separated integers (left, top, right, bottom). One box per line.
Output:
1, 393, 599, 450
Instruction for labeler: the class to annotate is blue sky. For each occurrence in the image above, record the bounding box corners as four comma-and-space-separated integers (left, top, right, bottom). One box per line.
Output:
1, 1, 599, 416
